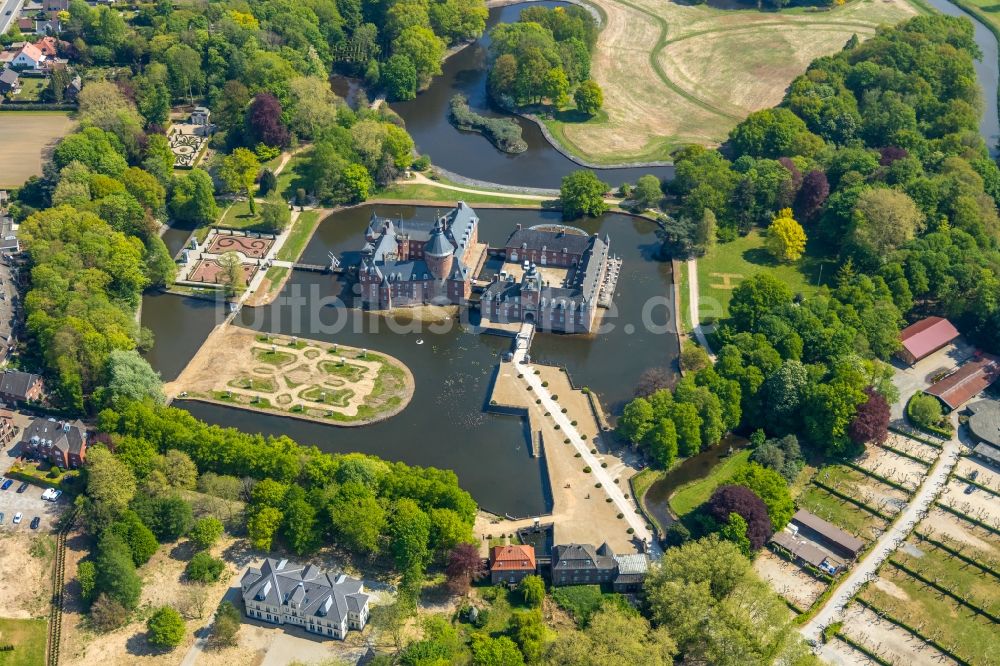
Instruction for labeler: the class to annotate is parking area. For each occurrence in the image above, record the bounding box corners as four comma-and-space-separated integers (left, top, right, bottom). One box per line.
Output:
0, 475, 65, 532
890, 341, 975, 420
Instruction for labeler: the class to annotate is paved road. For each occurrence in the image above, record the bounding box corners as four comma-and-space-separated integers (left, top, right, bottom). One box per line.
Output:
686, 258, 715, 358
512, 323, 660, 557
0, 0, 24, 37
799, 436, 961, 642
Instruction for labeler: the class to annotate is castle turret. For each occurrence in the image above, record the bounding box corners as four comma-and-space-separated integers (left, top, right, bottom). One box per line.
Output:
424, 219, 454, 279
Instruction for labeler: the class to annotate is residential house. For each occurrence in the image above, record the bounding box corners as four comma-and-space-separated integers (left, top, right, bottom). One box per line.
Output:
489, 544, 537, 585
32, 36, 58, 57
64, 75, 81, 101
925, 352, 1000, 411
10, 43, 45, 71
19, 417, 87, 468
16, 18, 35, 34
0, 370, 43, 403
0, 67, 20, 95
42, 0, 70, 12
240, 559, 370, 640
550, 543, 617, 587
897, 316, 960, 365
0, 409, 16, 447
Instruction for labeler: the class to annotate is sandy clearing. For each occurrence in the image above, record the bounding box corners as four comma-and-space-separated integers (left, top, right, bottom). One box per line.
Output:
0, 531, 55, 619
872, 577, 910, 601
0, 112, 75, 188
753, 550, 827, 610
939, 479, 1000, 528
840, 602, 958, 666
819, 637, 883, 666
854, 446, 927, 491
917, 507, 999, 557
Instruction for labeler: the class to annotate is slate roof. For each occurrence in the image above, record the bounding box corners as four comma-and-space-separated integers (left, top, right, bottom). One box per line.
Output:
967, 400, 1000, 447
0, 370, 40, 401
425, 221, 453, 258
20, 417, 85, 456
241, 558, 368, 625
613, 553, 648, 576
973, 442, 1000, 465
505, 227, 592, 255
0, 68, 18, 87
552, 543, 616, 572
925, 353, 1000, 410
899, 316, 960, 362
790, 509, 864, 557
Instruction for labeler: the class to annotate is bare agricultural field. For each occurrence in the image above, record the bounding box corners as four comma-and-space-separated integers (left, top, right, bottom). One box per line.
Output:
852, 445, 927, 492
0, 112, 75, 188
954, 456, 1000, 493
753, 549, 827, 610
546, 0, 920, 164
839, 601, 959, 666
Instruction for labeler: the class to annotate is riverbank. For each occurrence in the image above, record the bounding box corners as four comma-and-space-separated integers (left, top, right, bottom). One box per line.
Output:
164, 325, 415, 427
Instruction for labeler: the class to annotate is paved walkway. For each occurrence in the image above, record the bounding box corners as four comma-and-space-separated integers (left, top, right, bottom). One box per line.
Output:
799, 436, 961, 642
686, 258, 715, 358
406, 172, 624, 206
511, 323, 660, 557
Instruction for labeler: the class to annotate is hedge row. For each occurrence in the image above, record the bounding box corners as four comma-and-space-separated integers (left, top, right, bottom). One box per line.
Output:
935, 501, 1000, 537
914, 531, 1000, 581
952, 473, 996, 496
876, 440, 931, 467
833, 632, 893, 666
842, 461, 913, 494
888, 425, 944, 449
888, 559, 1000, 623
0, 103, 75, 111
854, 598, 972, 666
811, 479, 893, 520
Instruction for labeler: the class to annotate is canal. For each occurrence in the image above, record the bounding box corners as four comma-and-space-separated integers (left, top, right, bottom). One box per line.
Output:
142, 206, 679, 516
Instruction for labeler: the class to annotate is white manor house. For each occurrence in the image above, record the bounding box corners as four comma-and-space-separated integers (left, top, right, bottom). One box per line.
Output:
240, 558, 370, 639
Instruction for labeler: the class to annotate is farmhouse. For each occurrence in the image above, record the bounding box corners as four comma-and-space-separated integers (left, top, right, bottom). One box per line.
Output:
240, 559, 370, 640
489, 544, 537, 585
18, 417, 87, 468
358, 202, 484, 309
0, 370, 43, 403
925, 352, 1000, 411
897, 316, 960, 365
550, 543, 617, 586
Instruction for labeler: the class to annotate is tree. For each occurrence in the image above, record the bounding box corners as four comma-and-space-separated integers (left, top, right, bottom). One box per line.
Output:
548, 602, 676, 666
388, 498, 431, 572
645, 535, 749, 603
282, 496, 319, 555
574, 79, 603, 116
851, 187, 923, 257
188, 517, 224, 550
217, 251, 244, 295
85, 447, 137, 525
220, 148, 261, 215
633, 175, 662, 210
766, 208, 806, 262
729, 273, 793, 332
328, 482, 386, 554
909, 393, 944, 429
78, 560, 98, 606
729, 463, 795, 529
209, 601, 241, 648
186, 551, 225, 583
644, 418, 678, 468
470, 634, 525, 666
248, 507, 283, 550
95, 532, 143, 610
99, 350, 164, 408
795, 169, 829, 222
382, 54, 418, 100
719, 512, 751, 557
849, 387, 890, 445
695, 208, 717, 253
147, 606, 186, 648
445, 543, 484, 594
560, 170, 609, 219
259, 203, 291, 233
518, 574, 545, 607
258, 169, 278, 197
340, 163, 373, 203
245, 93, 289, 148
393, 26, 445, 88
169, 169, 218, 225
158, 449, 198, 490
109, 510, 159, 566
617, 397, 654, 444
134, 494, 194, 542
90, 593, 129, 632
706, 485, 772, 550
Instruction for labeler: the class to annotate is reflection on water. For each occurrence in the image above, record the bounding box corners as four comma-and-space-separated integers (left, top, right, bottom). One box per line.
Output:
141, 205, 679, 515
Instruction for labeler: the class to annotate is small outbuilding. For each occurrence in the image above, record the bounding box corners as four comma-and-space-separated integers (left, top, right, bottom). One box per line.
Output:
489, 544, 537, 585
788, 509, 864, 561
898, 316, 960, 365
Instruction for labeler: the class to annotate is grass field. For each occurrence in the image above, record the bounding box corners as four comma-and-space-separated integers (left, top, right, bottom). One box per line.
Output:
797, 484, 888, 541
0, 617, 46, 666
545, 0, 921, 164
695, 229, 832, 323
0, 111, 75, 188
378, 181, 557, 207
276, 210, 321, 262
893, 540, 1000, 616
861, 566, 999, 665
669, 449, 750, 516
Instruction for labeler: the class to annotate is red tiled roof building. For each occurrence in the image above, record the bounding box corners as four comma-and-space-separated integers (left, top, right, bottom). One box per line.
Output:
898, 316, 960, 365
489, 545, 536, 585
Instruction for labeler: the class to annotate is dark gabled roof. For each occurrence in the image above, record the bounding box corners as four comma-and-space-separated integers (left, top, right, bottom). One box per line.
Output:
552, 543, 616, 571
240, 558, 368, 624
505, 226, 591, 255
0, 370, 40, 400
968, 400, 1000, 447
20, 417, 85, 456
0, 68, 19, 85
791, 509, 864, 556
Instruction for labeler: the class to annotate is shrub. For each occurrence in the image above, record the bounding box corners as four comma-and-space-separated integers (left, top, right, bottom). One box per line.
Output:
594, 483, 602, 488
536, 399, 542, 404
574, 452, 581, 457
411, 155, 431, 171
564, 439, 570, 444
554, 424, 561, 430
617, 513, 624, 519
571, 420, 577, 426
582, 466, 591, 473
147, 606, 185, 648
601, 462, 608, 468
581, 435, 588, 440
188, 517, 224, 550
186, 551, 225, 583
542, 381, 549, 387
551, 395, 558, 400
561, 408, 568, 413
626, 528, 635, 534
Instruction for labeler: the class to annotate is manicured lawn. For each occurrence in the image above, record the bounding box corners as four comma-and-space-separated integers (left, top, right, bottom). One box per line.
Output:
551, 585, 626, 627
0, 617, 47, 666
13, 78, 47, 102
276, 211, 321, 262
668, 449, 750, 516
275, 151, 310, 201
695, 229, 833, 323
378, 182, 555, 207
861, 566, 999, 666
796, 484, 886, 542
630, 467, 665, 506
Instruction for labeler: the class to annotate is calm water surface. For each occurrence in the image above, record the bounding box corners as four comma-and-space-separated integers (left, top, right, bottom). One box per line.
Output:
142, 206, 679, 514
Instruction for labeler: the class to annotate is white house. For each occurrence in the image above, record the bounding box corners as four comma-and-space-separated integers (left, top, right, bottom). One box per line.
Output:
240, 559, 370, 640
10, 43, 45, 71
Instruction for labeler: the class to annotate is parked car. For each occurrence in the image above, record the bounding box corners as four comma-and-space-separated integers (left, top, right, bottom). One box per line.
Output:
13, 512, 22, 524
965, 484, 976, 495
30, 517, 40, 529
0, 512, 4, 524
970, 470, 979, 481
16, 482, 29, 493
50, 489, 62, 501
0, 478, 11, 491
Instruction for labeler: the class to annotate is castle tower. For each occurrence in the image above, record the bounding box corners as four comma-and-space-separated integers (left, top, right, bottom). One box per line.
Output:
424, 219, 454, 279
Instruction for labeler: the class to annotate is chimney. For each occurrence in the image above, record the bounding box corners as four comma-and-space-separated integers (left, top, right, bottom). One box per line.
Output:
515, 223, 522, 230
